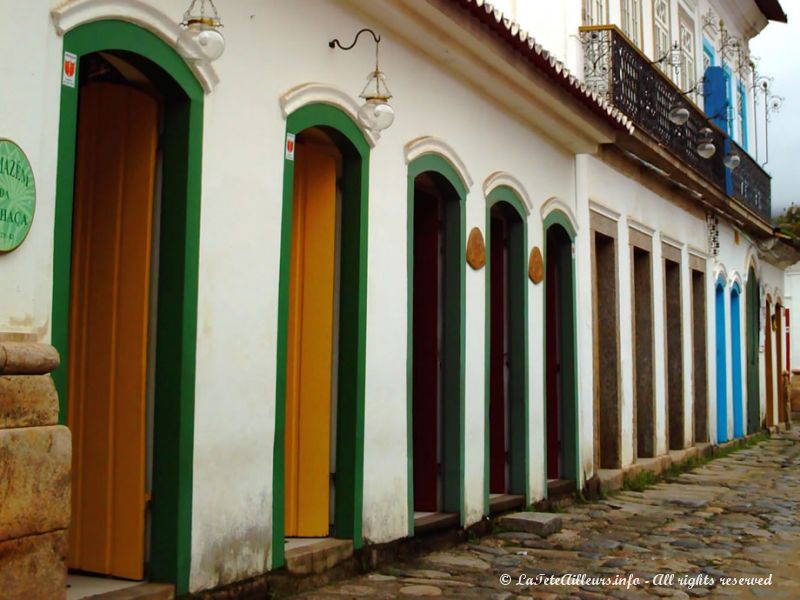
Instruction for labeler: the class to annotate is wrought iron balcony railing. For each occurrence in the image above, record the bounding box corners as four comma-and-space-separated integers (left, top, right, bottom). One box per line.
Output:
729, 137, 771, 220
580, 25, 771, 221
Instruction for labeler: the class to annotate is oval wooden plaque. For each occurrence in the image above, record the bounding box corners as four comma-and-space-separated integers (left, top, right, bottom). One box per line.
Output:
529, 246, 544, 284
466, 227, 486, 270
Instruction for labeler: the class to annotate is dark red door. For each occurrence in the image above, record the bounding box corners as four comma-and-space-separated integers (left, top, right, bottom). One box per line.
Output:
546, 248, 560, 479
489, 215, 508, 493
413, 191, 440, 511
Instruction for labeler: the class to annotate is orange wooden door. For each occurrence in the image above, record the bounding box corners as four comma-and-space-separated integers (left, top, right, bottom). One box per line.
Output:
68, 82, 158, 579
285, 141, 337, 537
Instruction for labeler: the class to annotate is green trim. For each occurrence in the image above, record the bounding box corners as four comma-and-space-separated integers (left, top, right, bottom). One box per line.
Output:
484, 188, 529, 513
746, 269, 761, 434
272, 104, 369, 568
406, 153, 467, 535
542, 210, 579, 490
52, 20, 203, 595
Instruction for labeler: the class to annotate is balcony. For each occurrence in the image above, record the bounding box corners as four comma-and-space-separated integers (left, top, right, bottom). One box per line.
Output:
580, 25, 771, 222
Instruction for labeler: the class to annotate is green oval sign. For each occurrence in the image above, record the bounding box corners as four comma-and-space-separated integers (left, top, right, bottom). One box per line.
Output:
0, 139, 35, 252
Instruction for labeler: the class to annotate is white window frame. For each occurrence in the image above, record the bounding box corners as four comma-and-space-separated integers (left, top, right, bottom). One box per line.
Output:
678, 13, 696, 98
653, 0, 671, 74
621, 0, 643, 47
584, 0, 608, 25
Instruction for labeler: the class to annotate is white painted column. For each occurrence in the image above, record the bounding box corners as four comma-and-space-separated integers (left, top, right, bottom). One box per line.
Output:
464, 187, 486, 527
706, 260, 718, 444
617, 221, 635, 466
574, 155, 594, 484
680, 245, 694, 447
527, 208, 546, 502
651, 233, 668, 456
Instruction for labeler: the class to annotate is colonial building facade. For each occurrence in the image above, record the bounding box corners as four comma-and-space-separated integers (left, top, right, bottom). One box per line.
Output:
0, 0, 791, 596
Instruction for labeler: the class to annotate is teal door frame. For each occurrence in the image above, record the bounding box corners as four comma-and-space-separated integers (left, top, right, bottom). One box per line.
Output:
484, 187, 529, 513
406, 153, 466, 535
542, 211, 579, 489
52, 20, 204, 594
271, 104, 370, 568
746, 268, 761, 434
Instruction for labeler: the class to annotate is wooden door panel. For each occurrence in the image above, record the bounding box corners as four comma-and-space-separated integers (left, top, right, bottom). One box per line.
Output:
489, 215, 507, 494
68, 82, 157, 580
285, 142, 336, 537
413, 191, 440, 512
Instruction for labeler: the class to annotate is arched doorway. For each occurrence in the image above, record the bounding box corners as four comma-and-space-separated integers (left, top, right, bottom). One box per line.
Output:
765, 296, 774, 427
52, 21, 204, 592
730, 283, 744, 438
407, 154, 465, 531
272, 104, 369, 566
486, 188, 528, 507
746, 268, 761, 434
775, 302, 786, 424
544, 214, 577, 485
715, 279, 728, 443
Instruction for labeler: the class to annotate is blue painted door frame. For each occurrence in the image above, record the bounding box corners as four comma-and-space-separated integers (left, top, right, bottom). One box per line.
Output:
715, 280, 728, 443
730, 284, 744, 438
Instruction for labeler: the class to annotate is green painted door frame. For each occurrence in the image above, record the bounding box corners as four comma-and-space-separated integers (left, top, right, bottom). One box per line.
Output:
271, 104, 369, 568
484, 187, 529, 513
406, 154, 466, 536
52, 20, 204, 594
542, 211, 580, 490
746, 268, 761, 434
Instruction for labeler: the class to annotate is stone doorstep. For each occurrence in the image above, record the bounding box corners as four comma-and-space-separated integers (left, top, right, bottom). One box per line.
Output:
488, 494, 525, 514
82, 583, 174, 600
285, 538, 354, 575
413, 512, 460, 535
498, 512, 562, 537
596, 469, 624, 493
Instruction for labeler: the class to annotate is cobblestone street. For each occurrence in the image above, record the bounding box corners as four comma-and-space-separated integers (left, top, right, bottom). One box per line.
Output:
294, 430, 800, 599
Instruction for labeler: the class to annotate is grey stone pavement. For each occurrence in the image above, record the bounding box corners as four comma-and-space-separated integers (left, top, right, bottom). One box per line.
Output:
293, 429, 800, 599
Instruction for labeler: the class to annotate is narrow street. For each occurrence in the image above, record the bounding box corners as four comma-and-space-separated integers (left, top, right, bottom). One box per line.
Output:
295, 430, 800, 599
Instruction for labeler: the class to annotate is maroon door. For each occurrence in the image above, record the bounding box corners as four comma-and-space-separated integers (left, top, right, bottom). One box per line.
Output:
413, 190, 441, 511
546, 247, 560, 479
489, 215, 508, 493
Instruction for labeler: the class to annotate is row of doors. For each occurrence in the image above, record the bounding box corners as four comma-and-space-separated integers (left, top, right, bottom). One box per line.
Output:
64, 52, 578, 579
715, 274, 780, 444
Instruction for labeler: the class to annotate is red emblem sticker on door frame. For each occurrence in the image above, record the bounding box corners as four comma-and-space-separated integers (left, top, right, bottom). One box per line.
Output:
285, 133, 296, 161
63, 52, 77, 88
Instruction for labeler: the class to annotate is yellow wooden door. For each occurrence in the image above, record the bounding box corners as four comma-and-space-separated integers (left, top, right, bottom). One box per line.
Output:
68, 82, 158, 580
285, 141, 337, 537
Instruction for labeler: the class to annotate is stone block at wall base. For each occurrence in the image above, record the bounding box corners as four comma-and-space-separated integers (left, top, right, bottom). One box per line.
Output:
0, 375, 59, 428
0, 530, 67, 600
0, 425, 71, 542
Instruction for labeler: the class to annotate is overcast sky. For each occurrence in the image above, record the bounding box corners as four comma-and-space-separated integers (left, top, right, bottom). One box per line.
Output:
750, 0, 799, 217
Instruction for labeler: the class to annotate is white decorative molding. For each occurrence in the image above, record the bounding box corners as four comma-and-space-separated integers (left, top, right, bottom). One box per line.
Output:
540, 197, 579, 233
588, 200, 621, 221
713, 262, 728, 284
626, 218, 655, 236
687, 245, 709, 261
660, 234, 684, 251
404, 137, 473, 189
279, 83, 377, 147
744, 244, 762, 280
50, 0, 219, 93
728, 270, 744, 291
483, 171, 532, 215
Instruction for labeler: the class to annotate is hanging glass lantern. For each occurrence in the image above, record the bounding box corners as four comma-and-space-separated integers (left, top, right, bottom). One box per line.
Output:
178, 0, 225, 64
